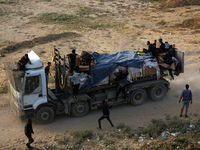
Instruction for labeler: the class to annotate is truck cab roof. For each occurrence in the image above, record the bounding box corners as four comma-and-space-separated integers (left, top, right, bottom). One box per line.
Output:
25, 50, 43, 70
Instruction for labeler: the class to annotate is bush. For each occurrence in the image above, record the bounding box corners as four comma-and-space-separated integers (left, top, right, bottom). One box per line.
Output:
71, 130, 93, 144
167, 116, 190, 133
116, 122, 126, 129
137, 119, 167, 138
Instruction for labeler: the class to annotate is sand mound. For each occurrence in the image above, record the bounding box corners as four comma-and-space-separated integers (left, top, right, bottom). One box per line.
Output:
160, 0, 200, 8
175, 17, 200, 29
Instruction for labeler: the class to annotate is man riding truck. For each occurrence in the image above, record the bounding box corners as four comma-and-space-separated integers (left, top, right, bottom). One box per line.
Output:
66, 49, 78, 72
13, 54, 31, 71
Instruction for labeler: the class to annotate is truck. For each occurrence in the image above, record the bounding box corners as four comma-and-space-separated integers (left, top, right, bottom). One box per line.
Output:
5, 47, 184, 124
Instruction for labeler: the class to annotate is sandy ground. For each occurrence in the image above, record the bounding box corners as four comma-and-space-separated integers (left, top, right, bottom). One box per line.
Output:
0, 0, 200, 149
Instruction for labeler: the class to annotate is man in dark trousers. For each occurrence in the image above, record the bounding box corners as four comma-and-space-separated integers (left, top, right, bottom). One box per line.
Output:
25, 119, 34, 149
97, 100, 114, 130
179, 84, 192, 118
45, 62, 51, 85
115, 70, 128, 101
66, 49, 78, 72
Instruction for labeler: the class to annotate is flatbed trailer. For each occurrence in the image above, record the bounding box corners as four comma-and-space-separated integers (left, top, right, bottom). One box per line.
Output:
4, 48, 184, 124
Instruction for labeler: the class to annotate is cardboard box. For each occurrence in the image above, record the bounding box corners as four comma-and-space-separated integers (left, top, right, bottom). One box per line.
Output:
156, 42, 160, 48
170, 62, 176, 70
145, 66, 157, 76
159, 62, 170, 69
76, 56, 81, 66
79, 65, 90, 72
158, 53, 166, 58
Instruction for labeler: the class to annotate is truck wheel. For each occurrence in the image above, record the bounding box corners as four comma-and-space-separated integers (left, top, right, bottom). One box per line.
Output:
35, 106, 54, 124
130, 89, 147, 105
71, 101, 89, 117
148, 85, 167, 101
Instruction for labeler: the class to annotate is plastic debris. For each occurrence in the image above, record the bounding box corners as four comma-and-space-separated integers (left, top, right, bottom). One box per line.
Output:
119, 129, 121, 132
189, 124, 195, 128
161, 131, 166, 136
163, 136, 167, 140
171, 132, 181, 136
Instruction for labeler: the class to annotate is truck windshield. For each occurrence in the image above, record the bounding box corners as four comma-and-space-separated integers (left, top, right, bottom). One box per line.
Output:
13, 73, 24, 92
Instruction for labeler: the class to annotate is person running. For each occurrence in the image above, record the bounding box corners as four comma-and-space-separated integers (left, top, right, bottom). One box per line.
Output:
25, 119, 34, 149
97, 100, 114, 130
179, 84, 192, 118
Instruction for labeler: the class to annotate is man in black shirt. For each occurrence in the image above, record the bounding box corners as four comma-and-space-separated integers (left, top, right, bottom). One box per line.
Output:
115, 70, 128, 101
97, 100, 114, 129
15, 54, 31, 71
25, 119, 34, 149
66, 49, 78, 72
45, 62, 51, 85
147, 41, 156, 58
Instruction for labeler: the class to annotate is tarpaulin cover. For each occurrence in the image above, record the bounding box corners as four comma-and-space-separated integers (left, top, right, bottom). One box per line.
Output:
80, 50, 153, 90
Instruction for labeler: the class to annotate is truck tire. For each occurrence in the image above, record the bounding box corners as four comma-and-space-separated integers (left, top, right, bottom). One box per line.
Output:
71, 101, 89, 117
130, 89, 147, 105
148, 85, 167, 101
35, 106, 55, 124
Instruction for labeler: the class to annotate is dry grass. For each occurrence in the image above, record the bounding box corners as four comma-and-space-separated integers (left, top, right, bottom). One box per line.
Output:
159, 0, 200, 8
174, 17, 200, 30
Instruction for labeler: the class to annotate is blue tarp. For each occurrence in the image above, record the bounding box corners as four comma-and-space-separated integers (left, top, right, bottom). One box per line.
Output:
80, 50, 153, 90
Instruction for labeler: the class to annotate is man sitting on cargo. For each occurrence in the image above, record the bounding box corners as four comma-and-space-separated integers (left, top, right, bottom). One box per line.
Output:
169, 44, 176, 57
66, 49, 78, 72
68, 67, 80, 99
14, 54, 31, 71
114, 70, 128, 101
156, 38, 165, 54
146, 41, 156, 58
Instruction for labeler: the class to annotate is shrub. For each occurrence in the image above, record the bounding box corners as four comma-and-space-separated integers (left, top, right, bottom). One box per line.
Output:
71, 130, 93, 144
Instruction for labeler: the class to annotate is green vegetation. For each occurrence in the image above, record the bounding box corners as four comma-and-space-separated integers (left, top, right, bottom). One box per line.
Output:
167, 116, 190, 133
0, 0, 15, 4
38, 9, 124, 30
58, 136, 70, 145
40, 51, 46, 54
70, 130, 93, 144
137, 119, 167, 138
116, 122, 126, 129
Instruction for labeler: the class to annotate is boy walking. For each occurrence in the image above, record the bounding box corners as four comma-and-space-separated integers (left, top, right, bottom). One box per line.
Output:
179, 84, 192, 118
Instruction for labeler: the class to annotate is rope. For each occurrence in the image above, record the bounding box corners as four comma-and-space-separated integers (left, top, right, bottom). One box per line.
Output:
57, 66, 67, 89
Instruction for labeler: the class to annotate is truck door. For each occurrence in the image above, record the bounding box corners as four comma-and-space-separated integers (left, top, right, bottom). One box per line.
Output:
23, 75, 43, 108
175, 50, 184, 73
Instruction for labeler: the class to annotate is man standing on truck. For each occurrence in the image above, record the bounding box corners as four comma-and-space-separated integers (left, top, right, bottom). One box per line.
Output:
97, 100, 114, 130
147, 41, 156, 58
25, 119, 34, 149
68, 67, 80, 99
45, 62, 51, 85
66, 49, 78, 72
115, 70, 128, 101
179, 84, 192, 118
